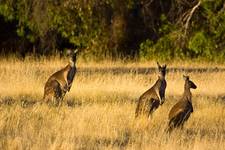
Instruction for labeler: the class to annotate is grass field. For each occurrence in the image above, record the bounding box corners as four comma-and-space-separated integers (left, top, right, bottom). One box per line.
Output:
0, 57, 225, 150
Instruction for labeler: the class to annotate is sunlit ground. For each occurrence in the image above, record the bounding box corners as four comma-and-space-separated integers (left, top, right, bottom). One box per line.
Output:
0, 57, 225, 149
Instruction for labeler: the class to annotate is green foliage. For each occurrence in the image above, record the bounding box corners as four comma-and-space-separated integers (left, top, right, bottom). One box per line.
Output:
139, 35, 175, 61
139, 1, 225, 61
139, 39, 154, 61
159, 14, 174, 34
0, 0, 109, 55
0, 0, 225, 61
139, 14, 176, 61
153, 35, 175, 61
188, 31, 214, 59
0, 4, 14, 20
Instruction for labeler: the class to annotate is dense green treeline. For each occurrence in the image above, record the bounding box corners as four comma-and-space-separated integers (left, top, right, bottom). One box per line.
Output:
0, 0, 224, 61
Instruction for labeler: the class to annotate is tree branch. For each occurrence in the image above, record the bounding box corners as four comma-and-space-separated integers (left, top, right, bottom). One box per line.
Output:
184, 0, 201, 35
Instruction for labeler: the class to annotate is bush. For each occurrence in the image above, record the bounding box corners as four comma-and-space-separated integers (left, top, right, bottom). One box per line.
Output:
139, 39, 154, 61
139, 35, 176, 61
188, 31, 214, 59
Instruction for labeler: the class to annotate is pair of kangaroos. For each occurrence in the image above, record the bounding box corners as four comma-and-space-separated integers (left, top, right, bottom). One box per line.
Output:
43, 50, 197, 132
135, 62, 197, 132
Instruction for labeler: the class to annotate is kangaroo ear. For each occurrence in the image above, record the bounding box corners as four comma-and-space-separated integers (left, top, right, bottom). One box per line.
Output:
74, 49, 79, 54
163, 64, 167, 68
183, 75, 189, 80
157, 62, 161, 68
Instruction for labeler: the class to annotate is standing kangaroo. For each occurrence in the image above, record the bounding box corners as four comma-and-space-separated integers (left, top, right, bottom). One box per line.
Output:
167, 75, 197, 133
135, 62, 167, 118
43, 49, 78, 106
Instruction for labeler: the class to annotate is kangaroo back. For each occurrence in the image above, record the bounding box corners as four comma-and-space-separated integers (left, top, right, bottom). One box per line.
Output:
167, 75, 197, 132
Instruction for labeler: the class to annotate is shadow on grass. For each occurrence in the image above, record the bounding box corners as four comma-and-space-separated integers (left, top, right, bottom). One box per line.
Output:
185, 128, 225, 139
1, 94, 225, 108
0, 96, 84, 108
77, 67, 225, 75
0, 97, 16, 106
168, 127, 225, 140
73, 131, 131, 149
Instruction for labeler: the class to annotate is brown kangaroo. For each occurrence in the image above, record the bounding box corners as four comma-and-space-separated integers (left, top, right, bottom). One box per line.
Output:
43, 49, 78, 106
167, 75, 197, 132
135, 62, 167, 118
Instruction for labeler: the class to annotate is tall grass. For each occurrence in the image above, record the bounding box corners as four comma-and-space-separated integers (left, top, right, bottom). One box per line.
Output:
0, 57, 225, 149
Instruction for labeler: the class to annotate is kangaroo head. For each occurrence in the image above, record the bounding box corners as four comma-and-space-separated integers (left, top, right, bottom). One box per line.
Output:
157, 62, 167, 78
72, 49, 78, 62
67, 49, 78, 62
183, 75, 197, 89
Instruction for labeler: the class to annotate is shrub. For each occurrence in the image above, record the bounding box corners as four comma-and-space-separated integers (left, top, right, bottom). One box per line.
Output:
188, 31, 214, 59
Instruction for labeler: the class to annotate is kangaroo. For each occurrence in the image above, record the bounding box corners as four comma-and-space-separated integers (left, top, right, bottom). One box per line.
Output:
167, 75, 197, 133
43, 49, 78, 106
135, 62, 167, 118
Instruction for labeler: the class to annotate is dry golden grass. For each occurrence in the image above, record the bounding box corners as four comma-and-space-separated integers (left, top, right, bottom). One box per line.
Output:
0, 57, 225, 149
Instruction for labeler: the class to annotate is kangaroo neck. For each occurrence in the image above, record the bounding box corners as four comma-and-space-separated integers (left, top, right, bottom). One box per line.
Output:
69, 59, 76, 67
153, 78, 163, 90
158, 75, 165, 80
182, 87, 192, 102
